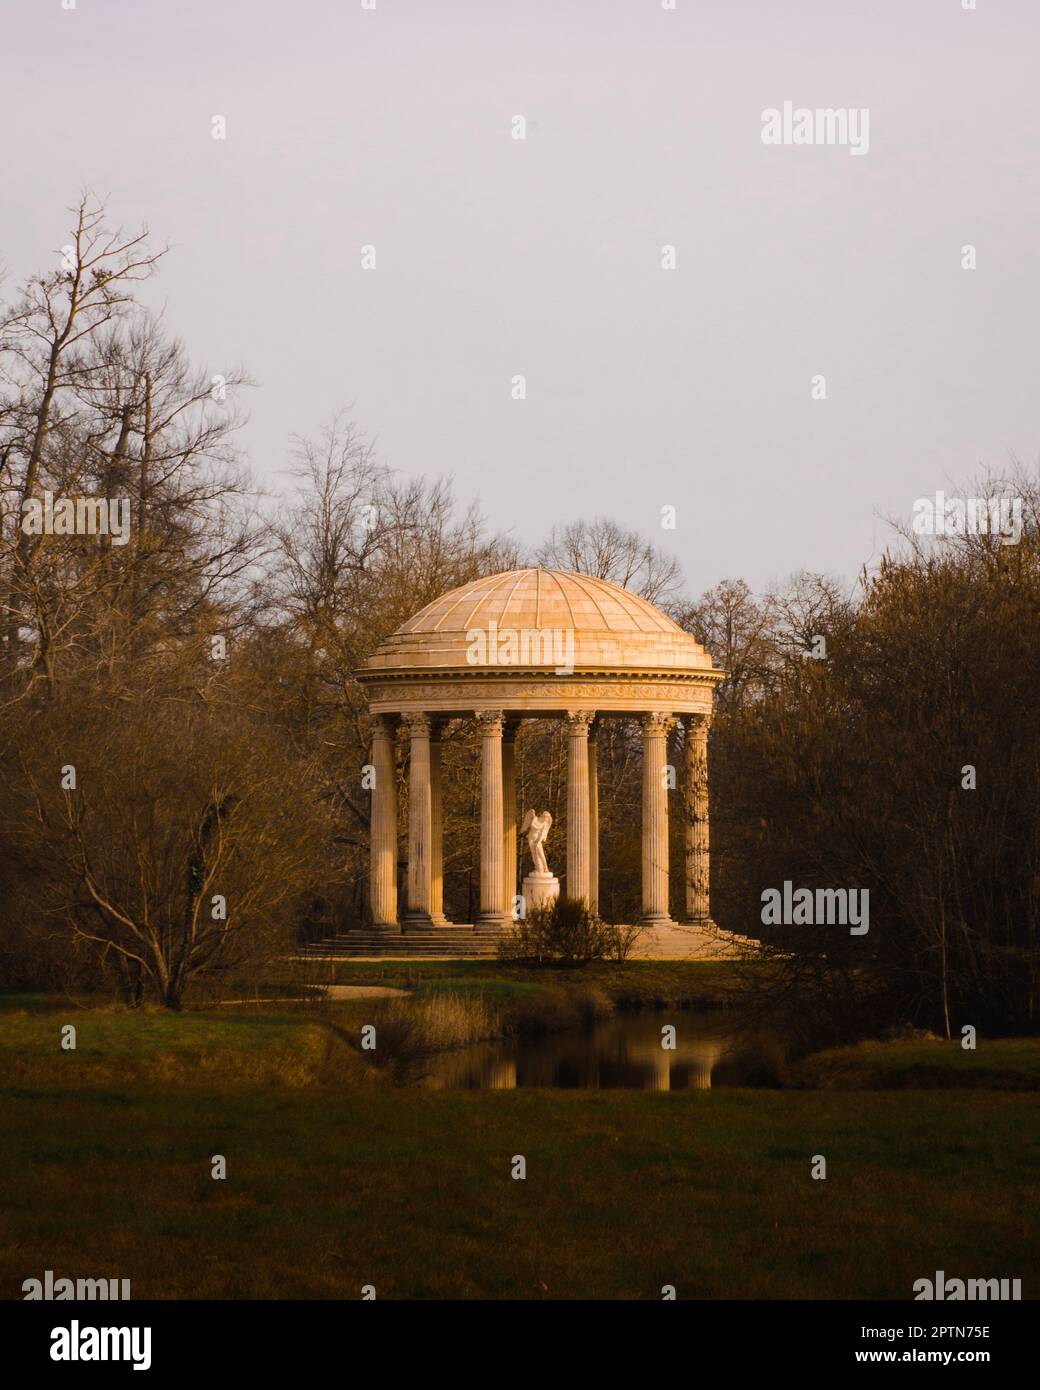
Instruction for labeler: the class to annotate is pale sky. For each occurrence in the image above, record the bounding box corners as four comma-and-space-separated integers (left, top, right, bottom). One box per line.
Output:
4, 0, 1038, 594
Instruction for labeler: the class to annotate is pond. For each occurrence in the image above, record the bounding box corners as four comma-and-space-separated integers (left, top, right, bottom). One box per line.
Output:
417, 1010, 766, 1090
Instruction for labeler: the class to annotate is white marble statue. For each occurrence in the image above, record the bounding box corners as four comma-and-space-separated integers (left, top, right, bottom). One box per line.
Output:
520, 809, 553, 875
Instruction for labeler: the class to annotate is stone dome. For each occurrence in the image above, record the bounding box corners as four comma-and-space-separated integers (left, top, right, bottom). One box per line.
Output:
361, 567, 716, 674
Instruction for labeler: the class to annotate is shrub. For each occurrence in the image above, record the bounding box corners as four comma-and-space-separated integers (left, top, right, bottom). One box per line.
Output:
497, 896, 616, 965
601, 922, 646, 962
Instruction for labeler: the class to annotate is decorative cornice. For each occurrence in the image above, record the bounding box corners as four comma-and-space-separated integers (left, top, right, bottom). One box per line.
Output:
355, 665, 725, 686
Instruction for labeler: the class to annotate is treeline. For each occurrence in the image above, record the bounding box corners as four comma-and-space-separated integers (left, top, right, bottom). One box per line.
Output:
704, 484, 1040, 1041
0, 198, 518, 1005
1, 197, 1037, 1036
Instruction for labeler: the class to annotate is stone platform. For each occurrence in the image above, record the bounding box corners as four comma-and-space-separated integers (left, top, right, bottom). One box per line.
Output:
295, 921, 748, 961
295, 926, 502, 960
629, 921, 745, 960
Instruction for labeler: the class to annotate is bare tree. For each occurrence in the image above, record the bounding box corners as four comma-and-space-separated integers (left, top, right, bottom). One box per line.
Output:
534, 516, 684, 604
0, 195, 165, 672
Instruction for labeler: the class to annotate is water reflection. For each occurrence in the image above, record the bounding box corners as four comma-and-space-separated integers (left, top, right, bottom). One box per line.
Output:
418, 1012, 746, 1091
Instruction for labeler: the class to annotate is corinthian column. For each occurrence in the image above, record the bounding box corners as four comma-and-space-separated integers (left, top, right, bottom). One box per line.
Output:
566, 710, 594, 904
641, 712, 674, 926
405, 713, 434, 926
502, 721, 518, 919
429, 720, 449, 925
684, 713, 712, 923
369, 715, 399, 928
476, 710, 507, 929
588, 721, 600, 913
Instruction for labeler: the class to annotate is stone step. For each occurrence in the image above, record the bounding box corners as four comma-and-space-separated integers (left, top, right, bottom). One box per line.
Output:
317, 940, 499, 947
309, 937, 502, 948
297, 931, 503, 959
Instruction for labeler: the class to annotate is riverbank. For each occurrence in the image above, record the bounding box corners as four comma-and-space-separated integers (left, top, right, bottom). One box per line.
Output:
2, 990, 1037, 1299
5, 983, 1039, 1092
283, 957, 752, 1010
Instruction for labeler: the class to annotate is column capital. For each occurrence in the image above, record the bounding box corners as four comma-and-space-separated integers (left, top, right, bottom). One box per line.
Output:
642, 711, 675, 735
371, 713, 398, 739
565, 709, 595, 733
685, 711, 712, 734
403, 712, 433, 738
476, 709, 505, 735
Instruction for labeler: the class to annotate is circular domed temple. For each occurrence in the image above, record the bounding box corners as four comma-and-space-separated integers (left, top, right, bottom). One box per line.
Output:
355, 568, 724, 955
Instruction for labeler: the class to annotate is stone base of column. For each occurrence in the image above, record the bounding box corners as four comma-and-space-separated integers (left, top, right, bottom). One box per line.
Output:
475, 912, 510, 934
366, 921, 402, 935
640, 912, 677, 928
632, 920, 737, 960
402, 912, 452, 930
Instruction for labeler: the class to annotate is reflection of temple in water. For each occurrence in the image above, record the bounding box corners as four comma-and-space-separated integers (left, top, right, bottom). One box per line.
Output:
625, 1036, 722, 1091
420, 1019, 728, 1092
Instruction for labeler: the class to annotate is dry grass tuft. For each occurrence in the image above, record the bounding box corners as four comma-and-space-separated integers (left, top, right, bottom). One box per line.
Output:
369, 993, 497, 1081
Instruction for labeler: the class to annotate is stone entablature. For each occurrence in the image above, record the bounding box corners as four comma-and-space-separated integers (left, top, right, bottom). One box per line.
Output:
356, 670, 722, 717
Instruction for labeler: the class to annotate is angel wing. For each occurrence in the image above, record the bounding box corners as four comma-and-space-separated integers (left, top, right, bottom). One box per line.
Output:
541, 811, 552, 838
520, 809, 535, 835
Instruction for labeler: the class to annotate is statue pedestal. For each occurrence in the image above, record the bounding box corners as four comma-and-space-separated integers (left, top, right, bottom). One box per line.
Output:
522, 871, 560, 917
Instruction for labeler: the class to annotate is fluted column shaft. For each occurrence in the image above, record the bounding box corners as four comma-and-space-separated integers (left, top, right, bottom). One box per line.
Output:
566, 710, 593, 903
477, 710, 506, 928
641, 712, 674, 925
429, 723, 449, 925
405, 714, 434, 923
588, 726, 600, 913
502, 725, 517, 918
685, 713, 711, 922
369, 716, 399, 928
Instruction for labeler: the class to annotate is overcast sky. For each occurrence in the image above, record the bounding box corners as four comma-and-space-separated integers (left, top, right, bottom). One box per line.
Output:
4, 0, 1038, 595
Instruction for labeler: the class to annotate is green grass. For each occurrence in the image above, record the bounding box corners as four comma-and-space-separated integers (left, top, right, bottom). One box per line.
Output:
413, 976, 550, 1000
0, 1007, 316, 1057
302, 959, 749, 1009
0, 1003, 378, 1090
2, 992, 1037, 1299
0, 992, 56, 1012
790, 1036, 1040, 1091
2, 1083, 1036, 1299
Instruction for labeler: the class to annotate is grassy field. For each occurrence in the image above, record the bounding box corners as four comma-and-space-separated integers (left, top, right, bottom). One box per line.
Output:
3, 1081, 1036, 1299
1, 992, 1038, 1299
293, 957, 749, 1009
789, 1036, 1040, 1090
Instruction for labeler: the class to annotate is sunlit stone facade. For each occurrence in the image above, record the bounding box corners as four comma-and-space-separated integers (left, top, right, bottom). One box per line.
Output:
356, 568, 724, 956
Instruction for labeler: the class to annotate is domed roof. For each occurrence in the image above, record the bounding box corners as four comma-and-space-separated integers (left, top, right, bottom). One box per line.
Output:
361, 568, 715, 674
